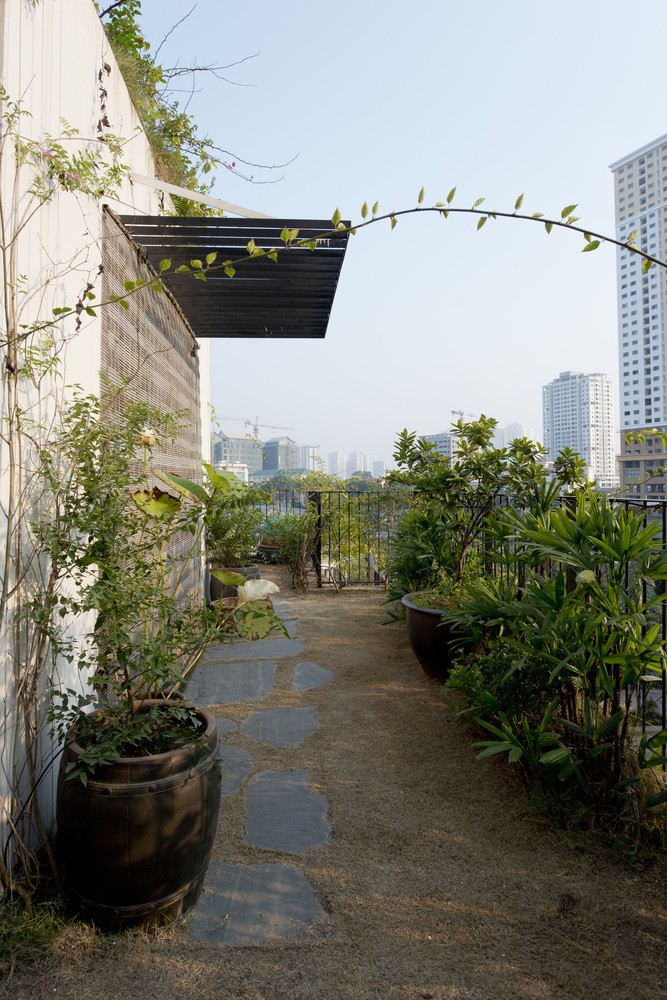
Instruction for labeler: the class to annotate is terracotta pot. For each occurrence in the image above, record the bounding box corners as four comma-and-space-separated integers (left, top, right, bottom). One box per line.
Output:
401, 592, 467, 678
56, 701, 220, 929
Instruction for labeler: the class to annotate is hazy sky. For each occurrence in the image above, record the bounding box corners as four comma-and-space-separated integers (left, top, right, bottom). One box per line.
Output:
138, 0, 667, 467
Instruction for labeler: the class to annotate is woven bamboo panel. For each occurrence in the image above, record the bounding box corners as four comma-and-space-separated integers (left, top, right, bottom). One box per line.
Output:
101, 210, 202, 601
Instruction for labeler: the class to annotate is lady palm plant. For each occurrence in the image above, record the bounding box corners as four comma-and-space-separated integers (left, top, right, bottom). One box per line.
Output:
457, 489, 667, 822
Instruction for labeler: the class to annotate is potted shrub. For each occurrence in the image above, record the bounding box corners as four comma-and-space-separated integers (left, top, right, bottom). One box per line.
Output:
205, 470, 265, 600
390, 417, 585, 676
44, 391, 230, 928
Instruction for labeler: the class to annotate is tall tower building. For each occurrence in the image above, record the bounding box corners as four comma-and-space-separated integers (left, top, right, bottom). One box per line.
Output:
611, 136, 667, 495
328, 451, 347, 477
542, 371, 618, 488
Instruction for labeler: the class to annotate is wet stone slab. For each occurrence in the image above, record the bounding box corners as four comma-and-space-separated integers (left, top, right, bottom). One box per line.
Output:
292, 661, 333, 691
188, 862, 334, 945
245, 769, 331, 852
241, 706, 318, 748
185, 660, 276, 704
218, 744, 253, 796
201, 636, 304, 663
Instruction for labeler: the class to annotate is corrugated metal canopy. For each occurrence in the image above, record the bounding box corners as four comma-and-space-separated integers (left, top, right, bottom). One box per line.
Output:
118, 216, 349, 339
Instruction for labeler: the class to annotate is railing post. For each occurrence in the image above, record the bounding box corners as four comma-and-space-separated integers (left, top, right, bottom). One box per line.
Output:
308, 490, 323, 588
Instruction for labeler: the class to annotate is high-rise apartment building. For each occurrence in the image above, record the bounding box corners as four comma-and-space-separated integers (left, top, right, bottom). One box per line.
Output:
299, 444, 321, 471
346, 451, 370, 476
421, 432, 453, 458
611, 136, 667, 495
542, 371, 618, 488
328, 451, 347, 477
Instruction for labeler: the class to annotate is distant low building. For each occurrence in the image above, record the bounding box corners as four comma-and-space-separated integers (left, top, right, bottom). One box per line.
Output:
212, 430, 263, 473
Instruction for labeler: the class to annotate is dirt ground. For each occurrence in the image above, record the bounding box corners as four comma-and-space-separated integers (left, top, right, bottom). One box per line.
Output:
4, 566, 666, 1000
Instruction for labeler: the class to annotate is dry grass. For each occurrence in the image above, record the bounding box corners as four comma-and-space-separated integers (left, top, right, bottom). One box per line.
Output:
3, 566, 666, 1000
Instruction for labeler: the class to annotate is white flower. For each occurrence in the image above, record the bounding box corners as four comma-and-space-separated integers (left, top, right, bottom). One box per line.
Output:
237, 579, 280, 605
136, 426, 157, 448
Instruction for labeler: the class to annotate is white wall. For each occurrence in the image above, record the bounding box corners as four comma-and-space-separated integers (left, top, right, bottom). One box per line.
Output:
0, 0, 209, 860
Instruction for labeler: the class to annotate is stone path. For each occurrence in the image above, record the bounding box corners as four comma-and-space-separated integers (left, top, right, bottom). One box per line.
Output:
184, 595, 335, 945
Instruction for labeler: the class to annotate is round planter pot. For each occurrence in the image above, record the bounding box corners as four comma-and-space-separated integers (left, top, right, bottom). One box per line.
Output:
56, 701, 220, 930
401, 592, 466, 679
209, 563, 260, 602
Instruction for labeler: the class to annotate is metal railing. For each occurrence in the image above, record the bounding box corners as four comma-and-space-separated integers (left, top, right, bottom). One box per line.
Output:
258, 488, 410, 587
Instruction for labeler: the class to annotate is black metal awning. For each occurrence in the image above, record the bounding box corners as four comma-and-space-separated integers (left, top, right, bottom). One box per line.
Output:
118, 215, 349, 339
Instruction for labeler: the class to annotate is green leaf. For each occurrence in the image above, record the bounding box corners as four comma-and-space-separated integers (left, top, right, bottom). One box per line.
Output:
447, 186, 456, 204
515, 193, 524, 211
193, 270, 206, 281
190, 258, 203, 268
206, 251, 217, 265
331, 207, 342, 226
627, 230, 639, 243
539, 746, 571, 765
159, 258, 171, 271
372, 201, 379, 215
267, 250, 278, 262
85, 307, 96, 316
224, 265, 236, 278
561, 204, 577, 218
154, 470, 207, 503
582, 240, 601, 253
361, 202, 369, 219
176, 264, 191, 273
472, 197, 485, 209
246, 239, 256, 254
531, 211, 544, 219
418, 187, 425, 205
477, 216, 487, 231
646, 789, 667, 807
118, 299, 129, 310
124, 280, 136, 291
545, 221, 553, 234
210, 569, 246, 586
131, 486, 181, 518
390, 215, 397, 230
643, 259, 654, 272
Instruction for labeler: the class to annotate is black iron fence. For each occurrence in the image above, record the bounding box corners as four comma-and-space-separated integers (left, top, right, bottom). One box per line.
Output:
258, 488, 410, 587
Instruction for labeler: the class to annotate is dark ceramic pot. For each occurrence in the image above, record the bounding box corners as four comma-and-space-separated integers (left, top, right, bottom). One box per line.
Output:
401, 592, 466, 678
208, 563, 260, 601
56, 701, 220, 929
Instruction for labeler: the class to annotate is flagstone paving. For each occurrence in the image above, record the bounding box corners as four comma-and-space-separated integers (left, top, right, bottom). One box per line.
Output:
245, 769, 331, 852
188, 863, 336, 946
187, 593, 336, 945
291, 661, 333, 691
240, 705, 319, 747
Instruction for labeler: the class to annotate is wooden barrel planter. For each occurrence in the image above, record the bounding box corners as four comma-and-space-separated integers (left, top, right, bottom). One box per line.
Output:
56, 702, 220, 930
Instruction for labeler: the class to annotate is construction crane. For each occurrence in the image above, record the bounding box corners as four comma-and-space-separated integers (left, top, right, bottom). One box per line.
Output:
218, 416, 295, 439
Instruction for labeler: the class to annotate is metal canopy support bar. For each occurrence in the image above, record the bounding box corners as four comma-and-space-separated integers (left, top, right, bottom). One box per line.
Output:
130, 173, 274, 220
119, 216, 350, 340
